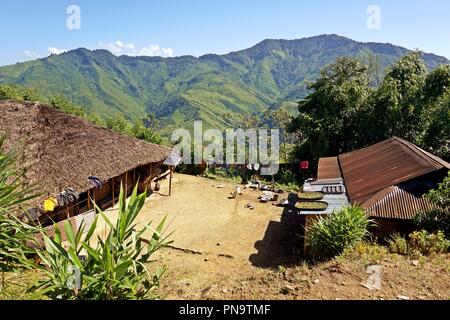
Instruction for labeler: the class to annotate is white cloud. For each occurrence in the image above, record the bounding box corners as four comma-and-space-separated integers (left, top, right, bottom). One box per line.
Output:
48, 47, 67, 55
24, 50, 39, 59
99, 41, 174, 57
162, 48, 174, 57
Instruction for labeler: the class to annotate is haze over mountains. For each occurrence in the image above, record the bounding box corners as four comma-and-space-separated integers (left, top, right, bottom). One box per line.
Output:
0, 34, 448, 132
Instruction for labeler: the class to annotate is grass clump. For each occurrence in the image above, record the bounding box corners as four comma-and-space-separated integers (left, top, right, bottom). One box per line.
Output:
306, 205, 373, 259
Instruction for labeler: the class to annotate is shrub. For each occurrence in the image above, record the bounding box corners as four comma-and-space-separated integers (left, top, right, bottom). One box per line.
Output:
387, 233, 409, 255
344, 242, 388, 265
32, 184, 172, 299
408, 230, 450, 255
306, 205, 373, 259
414, 172, 450, 237
274, 168, 296, 185
0, 85, 41, 102
176, 163, 204, 176
413, 209, 450, 237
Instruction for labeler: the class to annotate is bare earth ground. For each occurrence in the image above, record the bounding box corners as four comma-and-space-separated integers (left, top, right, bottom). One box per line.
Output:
131, 174, 450, 300
1, 173, 448, 300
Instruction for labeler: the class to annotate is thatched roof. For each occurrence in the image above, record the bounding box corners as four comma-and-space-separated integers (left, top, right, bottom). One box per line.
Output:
0, 100, 172, 208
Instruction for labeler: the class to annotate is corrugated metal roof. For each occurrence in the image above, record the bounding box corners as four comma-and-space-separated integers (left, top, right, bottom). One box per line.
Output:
365, 186, 437, 220
338, 137, 450, 205
317, 157, 342, 180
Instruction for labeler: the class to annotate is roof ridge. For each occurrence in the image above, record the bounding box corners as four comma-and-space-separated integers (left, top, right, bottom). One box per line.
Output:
392, 136, 450, 169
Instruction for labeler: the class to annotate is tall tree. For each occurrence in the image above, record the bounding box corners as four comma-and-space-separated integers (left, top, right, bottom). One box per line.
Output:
289, 52, 449, 165
372, 52, 427, 141
289, 57, 372, 163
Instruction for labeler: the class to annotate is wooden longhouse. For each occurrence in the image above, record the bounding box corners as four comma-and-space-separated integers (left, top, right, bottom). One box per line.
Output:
0, 100, 173, 232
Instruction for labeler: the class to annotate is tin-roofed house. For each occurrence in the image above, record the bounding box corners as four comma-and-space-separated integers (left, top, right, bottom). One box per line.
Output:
301, 137, 449, 251
0, 100, 173, 239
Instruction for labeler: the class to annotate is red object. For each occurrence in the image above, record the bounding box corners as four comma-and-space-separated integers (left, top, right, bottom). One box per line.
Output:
300, 161, 309, 170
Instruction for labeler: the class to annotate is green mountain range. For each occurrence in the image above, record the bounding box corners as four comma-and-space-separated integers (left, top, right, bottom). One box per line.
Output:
0, 34, 448, 133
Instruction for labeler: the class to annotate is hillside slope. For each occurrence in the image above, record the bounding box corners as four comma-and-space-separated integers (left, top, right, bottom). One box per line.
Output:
0, 34, 448, 132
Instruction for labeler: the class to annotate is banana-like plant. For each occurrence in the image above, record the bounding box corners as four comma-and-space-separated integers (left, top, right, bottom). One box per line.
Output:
305, 205, 374, 259
0, 135, 38, 273
32, 183, 172, 300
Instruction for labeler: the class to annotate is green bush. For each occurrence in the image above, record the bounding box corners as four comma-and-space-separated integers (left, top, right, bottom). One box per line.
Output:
274, 168, 296, 185
387, 233, 409, 255
413, 209, 450, 237
408, 230, 449, 255
306, 205, 373, 259
32, 183, 171, 300
176, 164, 204, 176
205, 166, 245, 181
0, 85, 42, 102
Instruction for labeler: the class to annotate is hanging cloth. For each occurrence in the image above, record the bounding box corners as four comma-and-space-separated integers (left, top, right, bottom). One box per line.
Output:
88, 176, 102, 188
300, 161, 309, 170
43, 197, 58, 212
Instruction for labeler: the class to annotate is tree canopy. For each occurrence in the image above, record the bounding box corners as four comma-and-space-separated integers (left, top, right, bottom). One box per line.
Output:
289, 53, 450, 165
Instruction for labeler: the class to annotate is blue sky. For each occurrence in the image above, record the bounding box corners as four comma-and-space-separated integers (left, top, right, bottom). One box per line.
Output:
1, 0, 449, 66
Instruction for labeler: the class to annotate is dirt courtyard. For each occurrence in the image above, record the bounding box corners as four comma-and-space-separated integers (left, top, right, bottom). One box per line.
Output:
134, 173, 294, 299
93, 173, 449, 300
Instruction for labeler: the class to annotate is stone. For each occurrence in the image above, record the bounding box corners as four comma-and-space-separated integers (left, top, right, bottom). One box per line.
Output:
280, 285, 294, 295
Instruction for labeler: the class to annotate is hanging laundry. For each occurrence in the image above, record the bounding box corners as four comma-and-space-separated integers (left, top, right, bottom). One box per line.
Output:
88, 176, 102, 188
300, 161, 309, 170
57, 188, 80, 206
43, 197, 58, 212
23, 207, 42, 221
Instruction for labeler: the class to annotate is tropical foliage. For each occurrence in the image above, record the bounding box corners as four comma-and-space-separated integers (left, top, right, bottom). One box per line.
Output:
32, 184, 171, 300
0, 35, 447, 134
0, 135, 37, 272
306, 205, 373, 259
289, 53, 450, 166
414, 172, 450, 236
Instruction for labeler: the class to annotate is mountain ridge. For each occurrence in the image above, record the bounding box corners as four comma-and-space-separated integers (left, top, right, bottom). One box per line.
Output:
0, 34, 448, 133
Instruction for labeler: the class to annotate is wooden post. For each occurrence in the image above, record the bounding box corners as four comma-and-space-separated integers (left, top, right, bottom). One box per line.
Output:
112, 178, 115, 206
169, 167, 173, 196
125, 171, 128, 198
87, 189, 91, 210
149, 163, 153, 192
